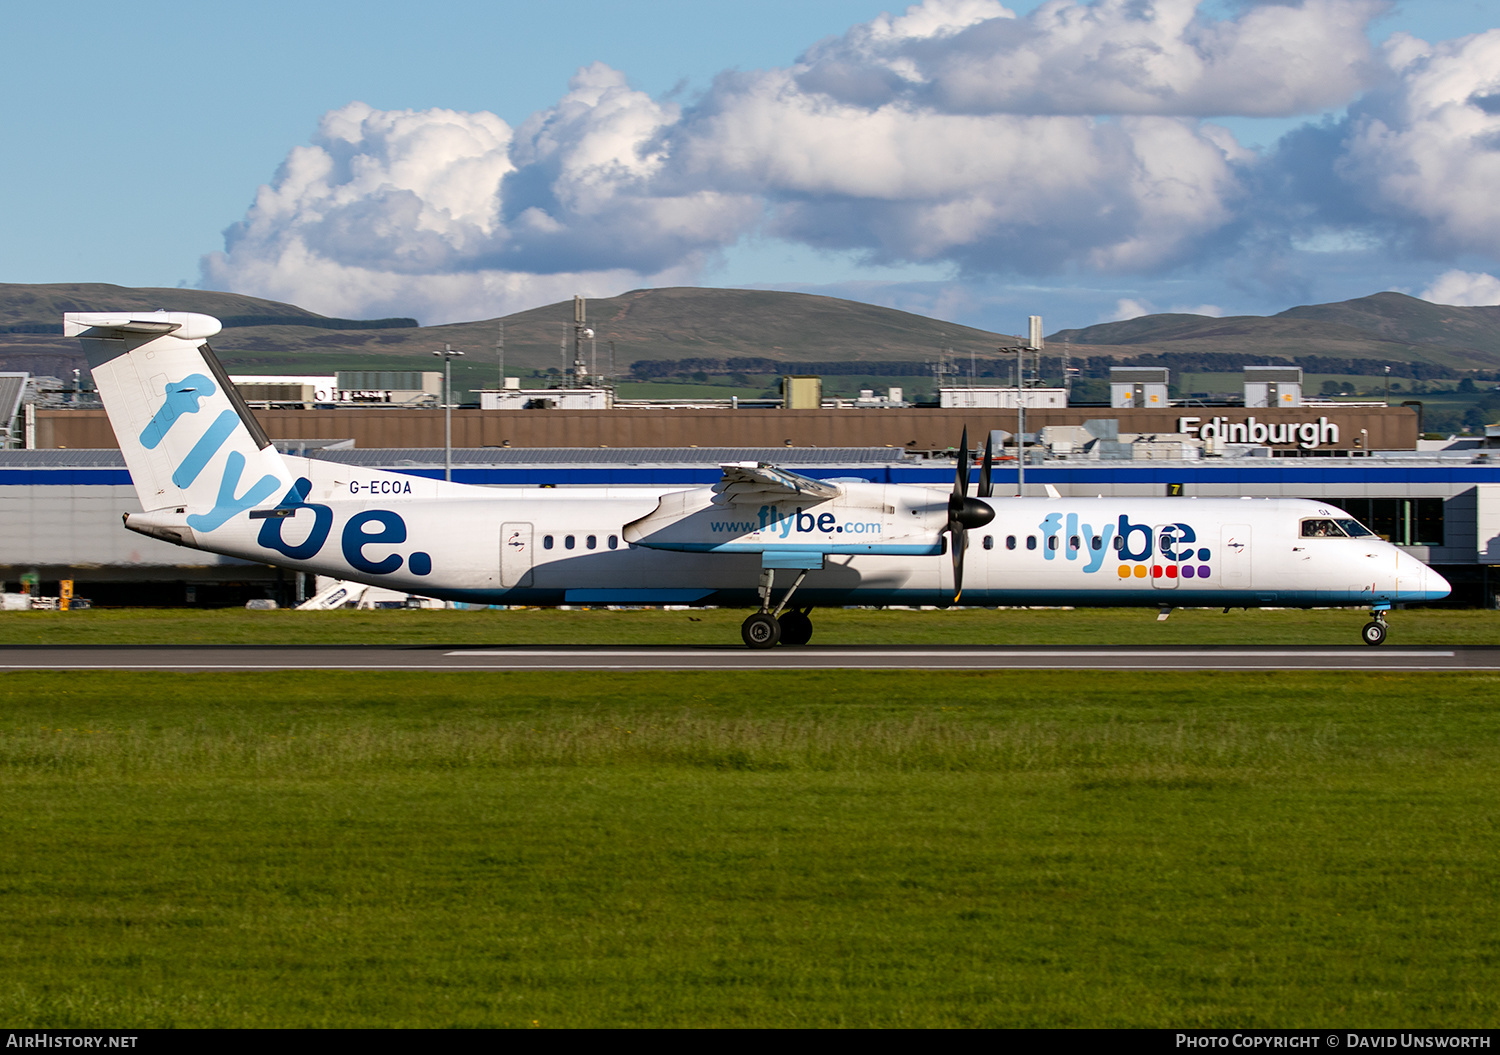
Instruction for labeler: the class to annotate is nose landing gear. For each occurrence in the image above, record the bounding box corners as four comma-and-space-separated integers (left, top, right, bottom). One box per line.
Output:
1360, 605, 1389, 646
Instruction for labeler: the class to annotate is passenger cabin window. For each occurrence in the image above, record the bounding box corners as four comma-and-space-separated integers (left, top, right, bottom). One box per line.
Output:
1112, 536, 1124, 551
1069, 536, 1080, 550
608, 535, 619, 549
1026, 536, 1037, 551
565, 535, 576, 549
983, 535, 994, 550
543, 535, 554, 550
1047, 536, 1059, 551
1091, 536, 1102, 551
586, 535, 597, 550
1300, 519, 1346, 538
1006, 535, 1016, 550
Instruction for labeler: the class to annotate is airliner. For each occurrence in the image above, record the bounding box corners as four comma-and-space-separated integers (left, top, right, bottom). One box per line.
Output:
65, 310, 1450, 647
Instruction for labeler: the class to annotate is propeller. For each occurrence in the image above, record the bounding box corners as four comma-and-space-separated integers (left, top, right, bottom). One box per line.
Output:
945, 427, 995, 602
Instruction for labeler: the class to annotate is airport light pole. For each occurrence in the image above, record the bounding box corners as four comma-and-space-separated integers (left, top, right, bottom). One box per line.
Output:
433, 343, 464, 482
1016, 346, 1026, 498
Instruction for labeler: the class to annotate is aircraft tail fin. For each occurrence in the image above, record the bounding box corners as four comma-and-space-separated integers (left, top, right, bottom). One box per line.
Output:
66, 311, 293, 530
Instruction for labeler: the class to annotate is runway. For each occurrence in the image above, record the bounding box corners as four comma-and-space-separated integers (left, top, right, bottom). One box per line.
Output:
1, 644, 1495, 672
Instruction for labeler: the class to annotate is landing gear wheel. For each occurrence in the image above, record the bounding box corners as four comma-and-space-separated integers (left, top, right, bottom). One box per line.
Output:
742, 612, 782, 649
1361, 620, 1387, 647
778, 609, 813, 646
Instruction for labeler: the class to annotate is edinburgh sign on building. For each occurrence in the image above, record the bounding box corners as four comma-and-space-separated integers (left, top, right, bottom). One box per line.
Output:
1178, 415, 1341, 450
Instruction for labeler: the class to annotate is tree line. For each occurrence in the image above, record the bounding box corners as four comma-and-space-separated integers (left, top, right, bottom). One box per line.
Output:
630, 353, 1500, 382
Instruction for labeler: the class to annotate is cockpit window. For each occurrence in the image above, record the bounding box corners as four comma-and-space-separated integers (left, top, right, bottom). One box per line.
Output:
1335, 518, 1374, 538
1300, 518, 1346, 538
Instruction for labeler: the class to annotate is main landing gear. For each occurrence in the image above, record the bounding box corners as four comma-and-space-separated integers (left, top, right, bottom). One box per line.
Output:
1361, 605, 1389, 647
779, 608, 814, 646
741, 568, 815, 649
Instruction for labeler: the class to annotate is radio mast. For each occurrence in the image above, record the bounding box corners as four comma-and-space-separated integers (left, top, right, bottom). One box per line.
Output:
572, 295, 594, 385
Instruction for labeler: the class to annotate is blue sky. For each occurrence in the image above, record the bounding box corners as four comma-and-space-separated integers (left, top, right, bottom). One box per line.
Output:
5, 0, 1500, 333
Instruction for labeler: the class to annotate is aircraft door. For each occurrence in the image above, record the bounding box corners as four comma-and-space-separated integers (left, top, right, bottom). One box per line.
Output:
1151, 524, 1179, 590
501, 522, 534, 588
1221, 524, 1251, 589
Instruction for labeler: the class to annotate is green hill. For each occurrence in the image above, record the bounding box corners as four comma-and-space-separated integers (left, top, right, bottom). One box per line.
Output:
0, 284, 1019, 390
425, 286, 1016, 367
5, 284, 1500, 393
1052, 292, 1500, 371
0, 283, 335, 330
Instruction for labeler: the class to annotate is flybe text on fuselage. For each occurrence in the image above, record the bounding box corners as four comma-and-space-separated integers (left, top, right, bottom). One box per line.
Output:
709, 506, 884, 537
1028, 512, 1213, 578
255, 477, 434, 576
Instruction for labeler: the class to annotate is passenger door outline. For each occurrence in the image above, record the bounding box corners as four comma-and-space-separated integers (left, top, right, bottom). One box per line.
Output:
1221, 523, 1251, 589
501, 522, 534, 588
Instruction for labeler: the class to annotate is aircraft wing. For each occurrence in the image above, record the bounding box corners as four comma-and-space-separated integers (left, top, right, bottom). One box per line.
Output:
712, 462, 841, 504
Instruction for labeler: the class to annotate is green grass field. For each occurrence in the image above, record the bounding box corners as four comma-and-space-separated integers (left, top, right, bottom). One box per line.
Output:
1, 610, 1497, 1027
1, 604, 1496, 647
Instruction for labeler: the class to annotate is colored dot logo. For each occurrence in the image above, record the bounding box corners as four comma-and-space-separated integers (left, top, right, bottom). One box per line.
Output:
1118, 561, 1212, 578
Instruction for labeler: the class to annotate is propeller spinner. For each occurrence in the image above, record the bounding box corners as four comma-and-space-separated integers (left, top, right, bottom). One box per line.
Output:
945, 427, 995, 602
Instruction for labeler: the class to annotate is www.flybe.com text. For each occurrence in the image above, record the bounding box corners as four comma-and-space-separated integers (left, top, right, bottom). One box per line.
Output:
709, 507, 883, 537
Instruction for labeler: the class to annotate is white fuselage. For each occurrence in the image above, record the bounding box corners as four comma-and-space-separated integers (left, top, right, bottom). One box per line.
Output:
128, 464, 1448, 610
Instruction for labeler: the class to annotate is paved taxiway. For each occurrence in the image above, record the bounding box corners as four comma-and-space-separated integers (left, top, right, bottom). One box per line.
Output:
1, 645, 1495, 672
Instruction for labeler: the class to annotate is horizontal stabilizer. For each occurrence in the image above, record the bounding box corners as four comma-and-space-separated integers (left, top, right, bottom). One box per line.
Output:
713, 462, 841, 504
64, 310, 222, 341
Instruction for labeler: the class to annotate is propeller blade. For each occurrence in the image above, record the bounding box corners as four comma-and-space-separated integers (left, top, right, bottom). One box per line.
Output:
955, 426, 970, 497
952, 523, 966, 601
944, 428, 993, 603
979, 435, 993, 499
948, 432, 996, 526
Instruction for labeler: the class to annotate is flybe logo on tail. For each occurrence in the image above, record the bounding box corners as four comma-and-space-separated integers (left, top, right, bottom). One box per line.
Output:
141, 374, 217, 450
141, 373, 280, 532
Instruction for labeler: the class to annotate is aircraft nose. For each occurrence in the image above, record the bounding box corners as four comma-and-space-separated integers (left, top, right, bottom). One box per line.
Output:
1425, 565, 1452, 601
1398, 552, 1451, 602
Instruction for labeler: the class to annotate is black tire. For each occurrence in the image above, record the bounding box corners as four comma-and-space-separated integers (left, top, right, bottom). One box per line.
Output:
778, 610, 813, 646
1361, 620, 1387, 646
742, 612, 782, 649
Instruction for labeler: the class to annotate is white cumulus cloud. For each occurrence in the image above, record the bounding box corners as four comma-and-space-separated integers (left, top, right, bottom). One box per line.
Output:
1420, 268, 1500, 306
204, 0, 1498, 324
795, 0, 1386, 116
666, 66, 1247, 273
205, 69, 755, 322
1106, 297, 1156, 321
1336, 29, 1500, 256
